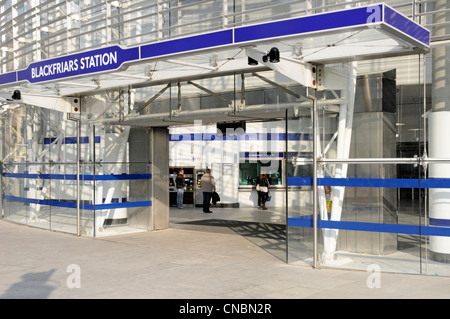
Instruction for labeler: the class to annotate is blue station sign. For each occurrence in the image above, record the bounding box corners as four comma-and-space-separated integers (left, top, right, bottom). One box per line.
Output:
17, 46, 140, 84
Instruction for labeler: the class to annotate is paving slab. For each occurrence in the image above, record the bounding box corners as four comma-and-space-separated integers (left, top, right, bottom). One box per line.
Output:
1, 219, 449, 301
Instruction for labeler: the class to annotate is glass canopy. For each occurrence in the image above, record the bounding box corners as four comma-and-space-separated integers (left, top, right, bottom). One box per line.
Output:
0, 4, 429, 99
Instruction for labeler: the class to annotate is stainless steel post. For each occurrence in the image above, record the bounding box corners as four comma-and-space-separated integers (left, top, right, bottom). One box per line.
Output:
309, 88, 319, 268
67, 113, 81, 236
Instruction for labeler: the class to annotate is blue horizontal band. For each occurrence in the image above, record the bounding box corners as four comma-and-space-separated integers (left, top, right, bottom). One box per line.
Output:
287, 177, 450, 189
288, 215, 450, 237
169, 133, 319, 141
429, 218, 450, 227
90, 201, 152, 210
43, 136, 100, 144
44, 131, 316, 148
420, 179, 450, 188
240, 152, 284, 159
4, 195, 151, 210
3, 173, 151, 181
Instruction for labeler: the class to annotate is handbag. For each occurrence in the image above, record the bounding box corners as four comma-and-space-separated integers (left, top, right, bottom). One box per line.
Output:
267, 191, 271, 201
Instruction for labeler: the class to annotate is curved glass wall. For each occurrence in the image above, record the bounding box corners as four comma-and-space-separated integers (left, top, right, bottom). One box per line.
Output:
0, 91, 152, 237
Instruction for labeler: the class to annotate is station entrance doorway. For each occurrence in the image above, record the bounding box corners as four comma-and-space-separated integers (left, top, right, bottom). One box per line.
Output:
166, 117, 289, 262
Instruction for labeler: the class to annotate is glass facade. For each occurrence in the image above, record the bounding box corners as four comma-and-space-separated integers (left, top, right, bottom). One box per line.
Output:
0, 101, 152, 236
0, 0, 449, 276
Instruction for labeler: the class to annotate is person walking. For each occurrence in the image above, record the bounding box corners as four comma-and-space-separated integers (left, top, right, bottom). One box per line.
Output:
200, 169, 215, 213
256, 172, 270, 210
175, 169, 185, 209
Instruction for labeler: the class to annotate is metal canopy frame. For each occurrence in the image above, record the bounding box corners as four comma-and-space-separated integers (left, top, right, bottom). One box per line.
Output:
0, 3, 429, 103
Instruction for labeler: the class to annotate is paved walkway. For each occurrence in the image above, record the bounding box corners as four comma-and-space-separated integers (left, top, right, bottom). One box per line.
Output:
1, 219, 449, 300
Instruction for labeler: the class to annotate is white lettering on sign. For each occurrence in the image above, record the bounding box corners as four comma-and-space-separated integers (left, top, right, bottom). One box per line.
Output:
31, 51, 118, 79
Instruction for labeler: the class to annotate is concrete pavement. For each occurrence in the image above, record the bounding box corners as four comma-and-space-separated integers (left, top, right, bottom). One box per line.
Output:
1, 218, 450, 300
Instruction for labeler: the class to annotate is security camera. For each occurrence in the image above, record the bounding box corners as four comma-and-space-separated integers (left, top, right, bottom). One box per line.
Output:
6, 90, 21, 101
262, 47, 280, 63
11, 90, 21, 100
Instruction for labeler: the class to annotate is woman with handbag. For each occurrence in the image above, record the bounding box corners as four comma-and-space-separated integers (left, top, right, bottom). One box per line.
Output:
256, 172, 270, 210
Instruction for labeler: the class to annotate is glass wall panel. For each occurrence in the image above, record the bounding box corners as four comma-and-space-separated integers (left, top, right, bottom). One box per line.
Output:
91, 161, 151, 237
319, 163, 424, 274
126, 161, 152, 232
3, 164, 29, 225
284, 121, 441, 273
167, 0, 224, 37
0, 101, 152, 237
2, 163, 91, 236
286, 107, 315, 265
285, 54, 450, 276
231, 0, 309, 26
116, 2, 160, 46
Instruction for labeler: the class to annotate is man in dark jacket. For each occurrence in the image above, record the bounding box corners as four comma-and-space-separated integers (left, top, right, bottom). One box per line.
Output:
200, 169, 215, 213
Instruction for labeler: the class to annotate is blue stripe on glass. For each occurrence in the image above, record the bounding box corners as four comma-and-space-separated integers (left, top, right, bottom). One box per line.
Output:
92, 174, 152, 180
420, 178, 450, 188
4, 195, 151, 210
44, 136, 101, 144
240, 152, 284, 159
91, 201, 152, 210
3, 173, 152, 181
287, 177, 313, 186
287, 177, 450, 188
169, 133, 317, 141
429, 218, 450, 227
318, 177, 420, 188
287, 216, 450, 237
